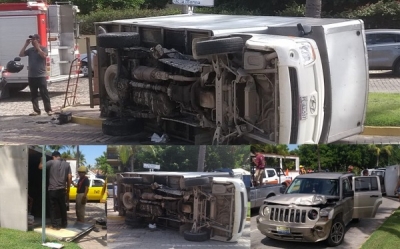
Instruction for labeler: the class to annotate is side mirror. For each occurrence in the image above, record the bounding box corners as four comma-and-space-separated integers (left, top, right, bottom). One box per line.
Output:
14, 57, 21, 62
344, 190, 354, 198
279, 186, 286, 194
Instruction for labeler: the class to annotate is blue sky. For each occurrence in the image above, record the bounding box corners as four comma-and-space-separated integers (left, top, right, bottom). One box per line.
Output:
60, 145, 107, 166
287, 144, 299, 151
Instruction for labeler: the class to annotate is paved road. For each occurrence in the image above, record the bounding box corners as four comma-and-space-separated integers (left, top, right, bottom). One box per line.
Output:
106, 199, 251, 249
250, 197, 400, 249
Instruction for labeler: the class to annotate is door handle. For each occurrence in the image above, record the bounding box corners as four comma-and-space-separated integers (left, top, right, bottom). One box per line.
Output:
370, 195, 379, 197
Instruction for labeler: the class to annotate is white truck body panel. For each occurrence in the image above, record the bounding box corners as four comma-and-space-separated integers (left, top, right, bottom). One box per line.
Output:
384, 165, 400, 197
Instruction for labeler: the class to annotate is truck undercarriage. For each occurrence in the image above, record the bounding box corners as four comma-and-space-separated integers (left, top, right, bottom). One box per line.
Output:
118, 174, 241, 242
97, 28, 280, 145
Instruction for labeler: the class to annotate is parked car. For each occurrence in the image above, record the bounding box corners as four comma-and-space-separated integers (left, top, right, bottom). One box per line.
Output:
80, 50, 97, 77
366, 29, 400, 74
256, 172, 382, 247
69, 177, 106, 201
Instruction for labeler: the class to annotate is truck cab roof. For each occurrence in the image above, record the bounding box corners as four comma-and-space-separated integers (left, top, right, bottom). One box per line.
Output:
295, 172, 354, 179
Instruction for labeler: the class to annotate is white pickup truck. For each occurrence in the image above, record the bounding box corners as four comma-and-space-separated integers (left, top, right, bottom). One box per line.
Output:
94, 14, 368, 144
262, 168, 293, 187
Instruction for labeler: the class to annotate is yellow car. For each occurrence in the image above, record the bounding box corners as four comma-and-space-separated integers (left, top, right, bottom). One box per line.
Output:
69, 177, 107, 202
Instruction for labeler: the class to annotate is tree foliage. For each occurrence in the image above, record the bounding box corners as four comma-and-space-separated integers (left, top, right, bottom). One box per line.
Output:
95, 151, 114, 176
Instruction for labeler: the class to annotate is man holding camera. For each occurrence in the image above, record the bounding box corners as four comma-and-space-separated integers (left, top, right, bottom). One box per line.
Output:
19, 34, 53, 116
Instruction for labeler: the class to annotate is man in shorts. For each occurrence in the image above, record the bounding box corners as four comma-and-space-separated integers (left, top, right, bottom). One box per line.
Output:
251, 147, 265, 186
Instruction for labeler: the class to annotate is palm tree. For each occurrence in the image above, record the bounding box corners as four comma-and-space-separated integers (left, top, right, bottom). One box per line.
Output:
368, 145, 393, 167
305, 0, 322, 18
73, 149, 86, 166
197, 145, 207, 172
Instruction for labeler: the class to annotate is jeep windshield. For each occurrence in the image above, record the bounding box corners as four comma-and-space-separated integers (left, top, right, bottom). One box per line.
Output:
286, 178, 339, 196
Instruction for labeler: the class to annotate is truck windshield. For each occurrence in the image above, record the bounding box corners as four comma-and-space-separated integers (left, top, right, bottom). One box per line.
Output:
286, 178, 339, 196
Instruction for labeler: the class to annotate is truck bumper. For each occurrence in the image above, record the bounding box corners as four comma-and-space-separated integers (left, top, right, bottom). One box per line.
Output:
256, 215, 332, 243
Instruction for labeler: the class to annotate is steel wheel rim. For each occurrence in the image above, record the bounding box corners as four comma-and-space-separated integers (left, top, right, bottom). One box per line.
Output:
330, 222, 344, 243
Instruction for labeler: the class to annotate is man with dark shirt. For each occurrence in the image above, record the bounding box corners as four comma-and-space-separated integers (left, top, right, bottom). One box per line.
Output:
19, 34, 53, 116
39, 151, 72, 230
72, 166, 89, 222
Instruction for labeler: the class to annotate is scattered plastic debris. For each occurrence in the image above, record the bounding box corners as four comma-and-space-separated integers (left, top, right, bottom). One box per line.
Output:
151, 133, 169, 143
42, 242, 64, 248
149, 223, 157, 229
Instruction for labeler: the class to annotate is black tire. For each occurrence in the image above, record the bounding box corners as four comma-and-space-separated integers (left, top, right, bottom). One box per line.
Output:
102, 118, 144, 136
326, 217, 345, 247
8, 84, 28, 93
122, 177, 143, 184
184, 177, 210, 188
194, 37, 244, 57
183, 230, 210, 242
98, 32, 140, 49
104, 64, 119, 102
352, 218, 360, 223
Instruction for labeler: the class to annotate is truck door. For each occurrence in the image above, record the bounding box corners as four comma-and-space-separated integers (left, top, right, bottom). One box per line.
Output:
352, 176, 383, 219
264, 169, 279, 185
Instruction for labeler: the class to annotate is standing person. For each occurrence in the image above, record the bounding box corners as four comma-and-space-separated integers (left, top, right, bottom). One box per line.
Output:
299, 165, 306, 175
251, 147, 265, 186
72, 166, 89, 222
362, 169, 369, 176
347, 165, 354, 173
39, 151, 72, 230
19, 34, 53, 116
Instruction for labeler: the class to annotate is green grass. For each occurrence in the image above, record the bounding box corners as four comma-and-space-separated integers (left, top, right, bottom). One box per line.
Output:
365, 93, 400, 126
361, 208, 400, 249
0, 228, 81, 249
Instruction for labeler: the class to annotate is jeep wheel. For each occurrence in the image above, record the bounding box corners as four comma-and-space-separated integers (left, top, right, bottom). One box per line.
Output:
326, 218, 345, 247
183, 230, 210, 242
102, 117, 144, 136
98, 32, 140, 49
193, 37, 244, 58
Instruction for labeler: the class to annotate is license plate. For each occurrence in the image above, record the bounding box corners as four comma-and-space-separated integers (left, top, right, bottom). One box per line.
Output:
300, 96, 308, 120
277, 226, 290, 234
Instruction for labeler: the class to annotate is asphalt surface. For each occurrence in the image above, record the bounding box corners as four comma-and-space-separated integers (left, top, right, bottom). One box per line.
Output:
250, 197, 400, 249
106, 199, 251, 249
0, 71, 400, 144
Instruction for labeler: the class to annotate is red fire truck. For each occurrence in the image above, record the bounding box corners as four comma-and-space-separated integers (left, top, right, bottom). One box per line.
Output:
0, 1, 80, 99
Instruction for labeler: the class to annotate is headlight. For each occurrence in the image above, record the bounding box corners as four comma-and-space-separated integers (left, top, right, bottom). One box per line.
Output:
320, 207, 333, 218
259, 205, 269, 216
308, 209, 319, 220
297, 42, 316, 65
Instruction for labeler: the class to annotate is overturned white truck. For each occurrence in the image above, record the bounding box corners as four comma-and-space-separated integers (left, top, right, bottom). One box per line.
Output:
116, 171, 248, 242
95, 14, 368, 144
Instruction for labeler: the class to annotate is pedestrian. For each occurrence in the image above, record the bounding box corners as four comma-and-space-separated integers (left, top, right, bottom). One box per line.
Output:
251, 147, 265, 186
395, 176, 400, 202
72, 166, 89, 222
19, 34, 53, 116
362, 169, 369, 176
347, 165, 354, 173
39, 151, 72, 230
299, 165, 306, 175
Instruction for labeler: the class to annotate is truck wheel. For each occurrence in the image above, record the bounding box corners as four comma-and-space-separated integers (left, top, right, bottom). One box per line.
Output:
122, 192, 135, 210
104, 64, 119, 102
326, 218, 345, 247
102, 117, 144, 136
184, 177, 210, 188
98, 32, 140, 49
122, 177, 143, 184
183, 230, 210, 242
193, 37, 244, 57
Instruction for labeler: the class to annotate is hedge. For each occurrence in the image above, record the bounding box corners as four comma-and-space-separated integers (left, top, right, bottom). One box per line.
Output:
78, 0, 400, 35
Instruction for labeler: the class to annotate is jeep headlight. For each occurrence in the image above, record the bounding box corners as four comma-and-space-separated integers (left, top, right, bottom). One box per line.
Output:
259, 205, 270, 216
297, 42, 316, 65
319, 207, 334, 219
308, 209, 319, 220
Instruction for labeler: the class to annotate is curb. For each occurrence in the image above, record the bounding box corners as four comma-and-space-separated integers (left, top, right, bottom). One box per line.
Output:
67, 113, 400, 137
362, 126, 400, 136
71, 115, 104, 128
